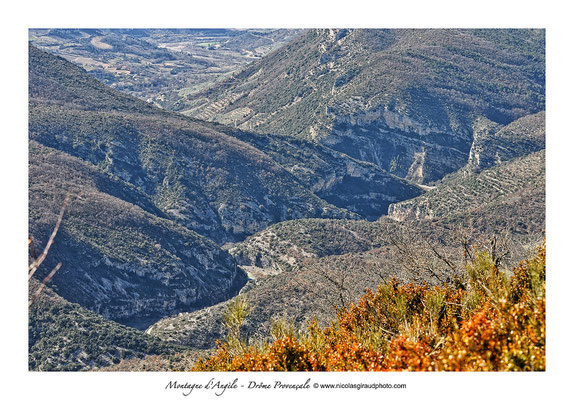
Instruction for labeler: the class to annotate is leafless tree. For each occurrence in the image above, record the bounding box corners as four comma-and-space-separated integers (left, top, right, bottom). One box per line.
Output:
383, 220, 516, 287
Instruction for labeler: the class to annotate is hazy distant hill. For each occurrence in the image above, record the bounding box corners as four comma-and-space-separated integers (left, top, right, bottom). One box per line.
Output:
29, 29, 304, 110
185, 29, 544, 184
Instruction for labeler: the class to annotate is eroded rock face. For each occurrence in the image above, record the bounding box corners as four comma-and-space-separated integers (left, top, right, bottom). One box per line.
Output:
326, 105, 472, 184
31, 208, 249, 323
55, 235, 248, 323
466, 112, 545, 172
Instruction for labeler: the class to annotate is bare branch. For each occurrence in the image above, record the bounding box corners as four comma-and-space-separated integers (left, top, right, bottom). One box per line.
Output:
424, 237, 457, 276
29, 262, 62, 306
28, 195, 70, 280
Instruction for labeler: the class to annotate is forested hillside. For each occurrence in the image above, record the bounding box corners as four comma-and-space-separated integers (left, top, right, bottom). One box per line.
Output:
186, 29, 544, 184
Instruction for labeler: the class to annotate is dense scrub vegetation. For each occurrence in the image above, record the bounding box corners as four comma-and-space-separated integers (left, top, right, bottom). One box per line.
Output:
194, 243, 545, 371
29, 282, 185, 371
189, 29, 544, 136
389, 150, 545, 224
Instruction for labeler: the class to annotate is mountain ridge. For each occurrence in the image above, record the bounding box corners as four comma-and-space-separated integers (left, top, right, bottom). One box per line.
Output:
184, 29, 544, 184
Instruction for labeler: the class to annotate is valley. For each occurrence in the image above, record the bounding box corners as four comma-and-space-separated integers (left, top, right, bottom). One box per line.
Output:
28, 29, 545, 371
29, 29, 303, 110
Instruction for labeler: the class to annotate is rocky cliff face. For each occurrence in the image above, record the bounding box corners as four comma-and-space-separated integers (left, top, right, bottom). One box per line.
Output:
325, 105, 472, 184
223, 128, 424, 219
387, 112, 545, 223
466, 112, 545, 172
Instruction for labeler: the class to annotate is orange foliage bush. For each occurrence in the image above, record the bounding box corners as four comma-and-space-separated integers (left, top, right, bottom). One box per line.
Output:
194, 244, 545, 371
